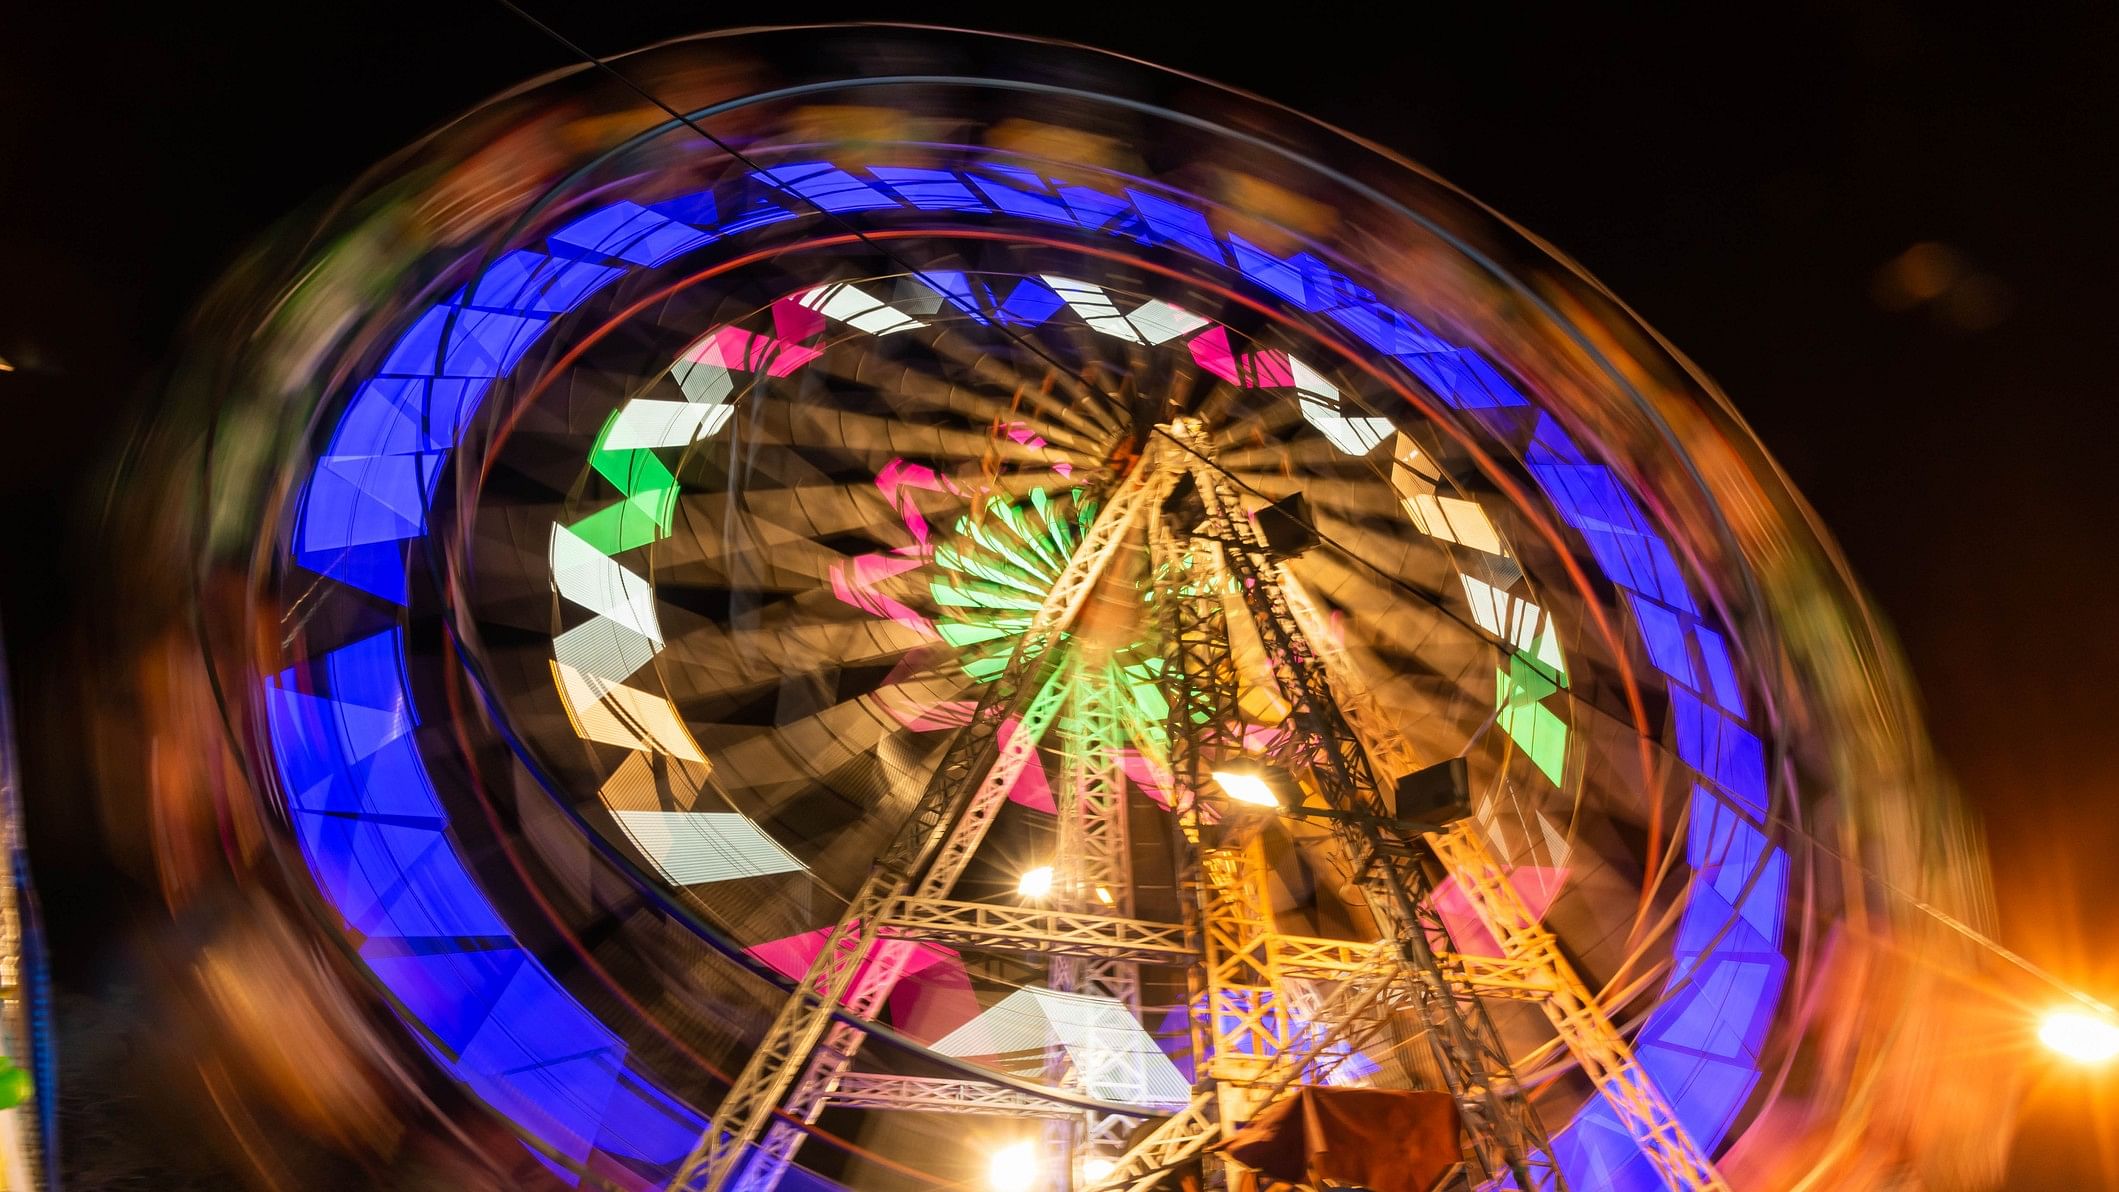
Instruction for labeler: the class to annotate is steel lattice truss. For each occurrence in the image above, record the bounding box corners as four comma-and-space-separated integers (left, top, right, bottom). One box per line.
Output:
659, 426, 1728, 1192
819, 1075, 1078, 1119
1047, 658, 1148, 1176
673, 449, 1173, 1191
875, 900, 1194, 965
1425, 825, 1731, 1191
743, 667, 1080, 1192
1135, 432, 1555, 1191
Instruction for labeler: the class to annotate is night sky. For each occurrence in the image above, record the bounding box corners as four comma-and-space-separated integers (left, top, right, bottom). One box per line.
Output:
2, 4, 2114, 1187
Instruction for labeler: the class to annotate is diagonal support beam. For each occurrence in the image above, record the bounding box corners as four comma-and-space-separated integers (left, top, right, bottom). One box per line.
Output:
1428, 822, 1732, 1191
1278, 571, 1425, 788
734, 673, 1075, 1191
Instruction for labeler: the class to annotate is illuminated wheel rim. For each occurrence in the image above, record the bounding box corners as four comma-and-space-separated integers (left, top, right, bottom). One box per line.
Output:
213, 26, 1935, 1191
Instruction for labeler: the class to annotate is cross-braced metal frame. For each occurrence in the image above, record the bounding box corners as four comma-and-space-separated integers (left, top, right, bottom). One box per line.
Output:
673, 425, 1728, 1192
1100, 429, 1553, 1191
671, 447, 1172, 1191
1046, 656, 1149, 1179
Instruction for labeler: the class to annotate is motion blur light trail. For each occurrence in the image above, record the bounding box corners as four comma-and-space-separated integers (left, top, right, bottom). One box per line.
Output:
0, 628, 55, 1190
90, 23, 2031, 1192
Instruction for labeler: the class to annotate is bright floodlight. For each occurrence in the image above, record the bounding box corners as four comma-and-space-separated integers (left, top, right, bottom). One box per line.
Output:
988, 1140, 1040, 1192
1017, 865, 1054, 899
1213, 768, 1281, 808
1082, 1156, 1117, 1183
2039, 1008, 2119, 1064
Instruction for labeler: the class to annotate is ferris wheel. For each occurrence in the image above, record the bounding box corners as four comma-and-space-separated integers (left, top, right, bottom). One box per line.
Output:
196, 24, 1994, 1192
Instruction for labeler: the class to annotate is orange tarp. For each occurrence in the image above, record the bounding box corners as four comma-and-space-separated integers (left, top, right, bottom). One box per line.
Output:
1225, 1086, 1461, 1192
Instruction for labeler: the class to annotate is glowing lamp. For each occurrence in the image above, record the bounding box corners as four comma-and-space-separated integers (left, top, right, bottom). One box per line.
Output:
988, 1140, 1040, 1192
1212, 768, 1281, 808
1017, 865, 1055, 899
1082, 1156, 1117, 1184
2040, 1008, 2119, 1064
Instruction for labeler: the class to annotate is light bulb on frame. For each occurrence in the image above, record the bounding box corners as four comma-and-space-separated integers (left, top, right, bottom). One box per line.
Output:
1212, 768, 1280, 808
1016, 865, 1054, 898
987, 1140, 1040, 1192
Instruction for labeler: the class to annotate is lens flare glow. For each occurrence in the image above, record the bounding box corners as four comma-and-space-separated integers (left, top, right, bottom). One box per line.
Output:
1016, 865, 1054, 899
2039, 1008, 2119, 1064
1213, 769, 1281, 808
988, 1140, 1041, 1192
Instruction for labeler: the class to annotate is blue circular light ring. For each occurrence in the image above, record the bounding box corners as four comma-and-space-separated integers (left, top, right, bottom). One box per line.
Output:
266, 154, 1788, 1190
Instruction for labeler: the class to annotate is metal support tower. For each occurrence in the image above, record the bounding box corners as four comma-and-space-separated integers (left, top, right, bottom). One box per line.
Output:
1160, 429, 1725, 1192
1100, 427, 1558, 1190
1269, 493, 1728, 1189
671, 448, 1169, 1192
1197, 839, 1295, 1131
1145, 502, 1248, 1188
730, 668, 1073, 1192
1047, 655, 1147, 1181
678, 425, 1725, 1192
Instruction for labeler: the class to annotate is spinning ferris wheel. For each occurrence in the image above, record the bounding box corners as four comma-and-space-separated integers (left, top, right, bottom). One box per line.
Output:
187, 24, 1996, 1192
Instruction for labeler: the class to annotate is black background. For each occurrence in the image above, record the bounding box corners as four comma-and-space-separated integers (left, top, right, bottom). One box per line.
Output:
2, 3, 2115, 1187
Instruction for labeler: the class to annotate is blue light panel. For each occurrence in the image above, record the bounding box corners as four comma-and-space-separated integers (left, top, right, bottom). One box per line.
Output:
1128, 188, 1226, 263
550, 201, 713, 267
296, 239, 645, 601
465, 249, 625, 315
967, 164, 1076, 223
996, 277, 1066, 326
920, 271, 986, 322
649, 192, 720, 226
1670, 688, 1768, 817
1227, 234, 1326, 310
1527, 413, 1592, 463
924, 273, 1066, 328
1402, 348, 1531, 409
1628, 592, 1697, 687
754, 163, 905, 214
868, 166, 988, 212
1059, 185, 1147, 236
1546, 1105, 1665, 1192
265, 629, 709, 1185
1692, 623, 1748, 716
